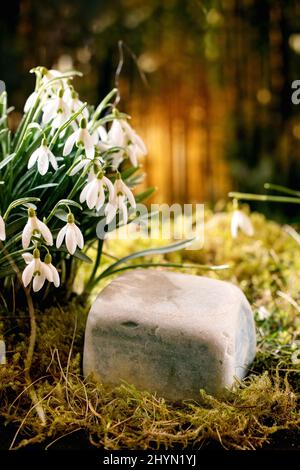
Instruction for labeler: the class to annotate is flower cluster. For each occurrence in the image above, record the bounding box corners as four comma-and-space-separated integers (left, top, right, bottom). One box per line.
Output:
0, 66, 148, 294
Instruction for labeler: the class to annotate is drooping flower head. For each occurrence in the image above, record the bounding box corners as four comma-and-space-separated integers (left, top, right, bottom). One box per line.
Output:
56, 212, 84, 255
105, 174, 136, 225
22, 208, 53, 249
63, 117, 95, 159
80, 169, 115, 211
22, 248, 53, 292
231, 209, 254, 238
42, 88, 70, 129
28, 138, 58, 175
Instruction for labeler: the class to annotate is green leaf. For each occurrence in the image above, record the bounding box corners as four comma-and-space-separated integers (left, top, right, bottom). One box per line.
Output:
100, 238, 196, 278
98, 262, 230, 280
0, 152, 15, 170
72, 250, 93, 264
27, 183, 58, 192
135, 186, 156, 203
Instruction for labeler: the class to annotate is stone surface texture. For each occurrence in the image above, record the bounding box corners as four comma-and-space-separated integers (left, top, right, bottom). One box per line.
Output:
83, 269, 256, 400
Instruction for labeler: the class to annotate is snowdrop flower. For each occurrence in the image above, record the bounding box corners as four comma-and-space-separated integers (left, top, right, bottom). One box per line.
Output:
105, 175, 136, 225
24, 69, 63, 113
119, 119, 147, 167
64, 87, 88, 119
56, 213, 84, 255
63, 118, 95, 159
42, 88, 70, 128
22, 248, 53, 292
231, 210, 254, 238
80, 170, 115, 210
22, 208, 53, 249
0, 215, 5, 241
96, 119, 147, 168
28, 138, 58, 175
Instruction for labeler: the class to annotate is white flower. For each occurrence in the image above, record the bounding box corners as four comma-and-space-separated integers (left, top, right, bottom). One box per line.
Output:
22, 249, 53, 292
105, 176, 136, 225
56, 213, 84, 255
257, 306, 271, 321
24, 91, 38, 113
22, 208, 53, 249
64, 87, 89, 119
0, 215, 5, 241
231, 210, 254, 238
63, 118, 95, 159
80, 171, 115, 210
28, 139, 58, 175
42, 88, 70, 128
120, 119, 147, 167
97, 119, 147, 168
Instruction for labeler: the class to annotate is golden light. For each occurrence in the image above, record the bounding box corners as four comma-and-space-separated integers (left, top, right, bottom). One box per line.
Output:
289, 34, 300, 54
256, 88, 272, 105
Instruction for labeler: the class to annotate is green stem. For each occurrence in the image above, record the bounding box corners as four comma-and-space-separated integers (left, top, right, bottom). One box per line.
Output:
86, 239, 104, 289
264, 183, 300, 197
228, 192, 300, 204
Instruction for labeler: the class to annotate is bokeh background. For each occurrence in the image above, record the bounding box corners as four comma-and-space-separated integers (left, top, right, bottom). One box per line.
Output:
1, 0, 300, 219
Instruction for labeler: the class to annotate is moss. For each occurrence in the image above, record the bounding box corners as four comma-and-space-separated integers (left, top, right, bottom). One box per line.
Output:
0, 207, 299, 450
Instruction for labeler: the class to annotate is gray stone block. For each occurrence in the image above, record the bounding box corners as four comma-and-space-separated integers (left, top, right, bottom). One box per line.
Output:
83, 269, 256, 400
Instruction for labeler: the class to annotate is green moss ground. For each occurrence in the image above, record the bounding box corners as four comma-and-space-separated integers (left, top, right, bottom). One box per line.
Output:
0, 207, 299, 450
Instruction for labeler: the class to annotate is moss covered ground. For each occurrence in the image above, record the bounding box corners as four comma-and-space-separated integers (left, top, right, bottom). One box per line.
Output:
0, 207, 299, 450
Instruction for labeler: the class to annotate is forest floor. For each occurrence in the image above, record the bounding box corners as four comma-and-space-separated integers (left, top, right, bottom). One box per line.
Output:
0, 206, 299, 450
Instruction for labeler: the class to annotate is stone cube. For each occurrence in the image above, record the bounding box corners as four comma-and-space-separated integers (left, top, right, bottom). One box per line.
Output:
83, 269, 256, 400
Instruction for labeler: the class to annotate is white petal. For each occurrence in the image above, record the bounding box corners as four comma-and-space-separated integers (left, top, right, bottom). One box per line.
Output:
80, 180, 92, 204
22, 260, 35, 287
33, 274, 46, 292
86, 179, 99, 209
119, 181, 136, 208
96, 186, 105, 211
65, 225, 77, 255
230, 212, 239, 238
98, 125, 108, 142
70, 159, 89, 176
83, 134, 95, 159
127, 145, 138, 167
0, 216, 5, 241
22, 253, 33, 264
91, 130, 99, 145
42, 100, 57, 124
105, 203, 117, 225
63, 130, 78, 156
37, 150, 49, 176
50, 264, 60, 287
47, 149, 58, 170
119, 199, 128, 225
24, 92, 37, 113
102, 176, 115, 200
37, 220, 53, 245
28, 148, 40, 169
73, 224, 84, 249
40, 262, 53, 282
56, 225, 67, 248
22, 222, 33, 249
109, 120, 125, 146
